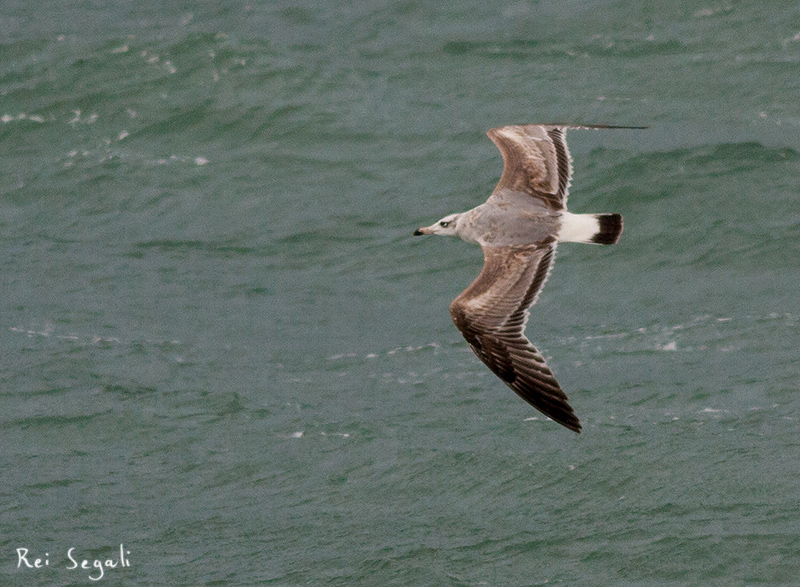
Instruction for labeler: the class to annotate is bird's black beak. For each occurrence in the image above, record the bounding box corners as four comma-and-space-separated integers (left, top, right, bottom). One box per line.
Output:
413, 229, 424, 236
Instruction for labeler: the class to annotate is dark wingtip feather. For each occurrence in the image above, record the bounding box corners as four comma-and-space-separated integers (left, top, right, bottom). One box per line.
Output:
590, 213, 623, 245
547, 410, 582, 433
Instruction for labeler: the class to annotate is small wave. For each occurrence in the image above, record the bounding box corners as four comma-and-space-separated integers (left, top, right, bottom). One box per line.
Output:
1, 113, 47, 124
9, 323, 181, 350
276, 431, 352, 440
555, 312, 796, 355
327, 342, 441, 362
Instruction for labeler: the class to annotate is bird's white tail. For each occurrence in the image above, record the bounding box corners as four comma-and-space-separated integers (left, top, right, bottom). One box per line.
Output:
558, 212, 623, 245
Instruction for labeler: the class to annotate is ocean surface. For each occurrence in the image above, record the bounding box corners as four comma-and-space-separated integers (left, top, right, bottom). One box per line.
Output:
2, 2, 800, 585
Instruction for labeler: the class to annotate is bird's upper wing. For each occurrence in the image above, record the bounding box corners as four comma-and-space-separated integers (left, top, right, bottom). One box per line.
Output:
486, 124, 574, 211
448, 241, 581, 433
487, 123, 646, 210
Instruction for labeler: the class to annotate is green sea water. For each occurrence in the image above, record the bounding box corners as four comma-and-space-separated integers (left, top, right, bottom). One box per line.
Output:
2, 2, 800, 585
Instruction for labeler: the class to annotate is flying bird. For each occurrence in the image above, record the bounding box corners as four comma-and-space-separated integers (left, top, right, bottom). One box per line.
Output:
414, 124, 643, 433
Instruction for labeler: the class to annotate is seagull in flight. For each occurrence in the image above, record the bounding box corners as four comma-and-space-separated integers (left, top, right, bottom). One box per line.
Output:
414, 124, 643, 433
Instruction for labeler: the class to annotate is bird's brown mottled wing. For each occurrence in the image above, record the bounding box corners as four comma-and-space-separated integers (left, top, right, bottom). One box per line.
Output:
448, 242, 581, 433
487, 123, 646, 211
486, 124, 573, 211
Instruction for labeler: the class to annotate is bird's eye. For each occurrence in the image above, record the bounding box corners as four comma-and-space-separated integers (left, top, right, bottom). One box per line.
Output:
440, 221, 450, 228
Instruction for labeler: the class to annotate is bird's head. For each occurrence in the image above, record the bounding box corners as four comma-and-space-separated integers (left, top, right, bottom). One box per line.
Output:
413, 213, 462, 237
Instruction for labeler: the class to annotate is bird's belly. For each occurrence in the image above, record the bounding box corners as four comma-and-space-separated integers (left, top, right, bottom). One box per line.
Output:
471, 212, 559, 246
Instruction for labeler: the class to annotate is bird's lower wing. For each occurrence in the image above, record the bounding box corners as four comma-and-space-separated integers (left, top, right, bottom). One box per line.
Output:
449, 244, 581, 433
